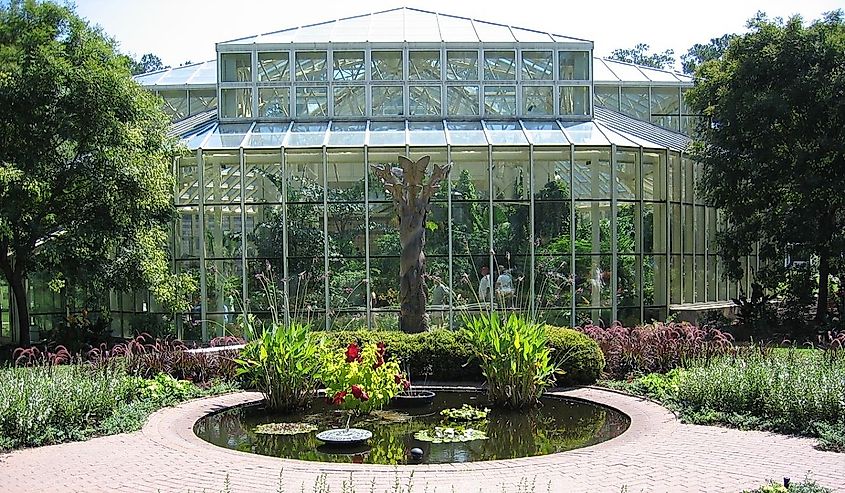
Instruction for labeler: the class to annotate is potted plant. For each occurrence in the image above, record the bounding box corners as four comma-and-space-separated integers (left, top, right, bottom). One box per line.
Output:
315, 342, 406, 445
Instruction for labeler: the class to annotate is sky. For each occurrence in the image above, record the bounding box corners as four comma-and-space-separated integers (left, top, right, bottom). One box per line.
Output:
74, 0, 842, 72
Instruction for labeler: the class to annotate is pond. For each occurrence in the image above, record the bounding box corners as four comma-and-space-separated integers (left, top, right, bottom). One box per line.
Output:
194, 391, 629, 465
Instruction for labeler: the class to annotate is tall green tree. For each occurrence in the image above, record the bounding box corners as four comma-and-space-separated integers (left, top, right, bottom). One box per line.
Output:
608, 43, 675, 69
681, 34, 736, 74
129, 52, 167, 75
0, 1, 192, 345
687, 11, 845, 322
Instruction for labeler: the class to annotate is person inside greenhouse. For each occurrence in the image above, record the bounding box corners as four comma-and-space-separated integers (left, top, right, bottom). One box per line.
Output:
478, 266, 491, 302
496, 267, 515, 306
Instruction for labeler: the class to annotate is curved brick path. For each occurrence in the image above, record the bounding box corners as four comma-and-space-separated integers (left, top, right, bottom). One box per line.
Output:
1, 387, 842, 493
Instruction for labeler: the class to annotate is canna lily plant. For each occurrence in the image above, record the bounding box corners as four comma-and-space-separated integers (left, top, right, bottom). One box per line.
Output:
318, 341, 408, 416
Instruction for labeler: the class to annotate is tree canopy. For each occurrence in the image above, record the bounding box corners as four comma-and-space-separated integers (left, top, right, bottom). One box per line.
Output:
686, 10, 845, 321
129, 52, 167, 75
0, 0, 194, 345
608, 43, 675, 69
681, 34, 736, 74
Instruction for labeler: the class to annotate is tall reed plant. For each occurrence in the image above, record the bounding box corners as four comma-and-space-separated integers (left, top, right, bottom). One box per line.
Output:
463, 312, 559, 409
236, 317, 322, 411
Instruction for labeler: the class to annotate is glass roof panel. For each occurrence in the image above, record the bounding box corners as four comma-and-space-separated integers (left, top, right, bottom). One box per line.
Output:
596, 125, 640, 147
368, 9, 406, 42
446, 121, 488, 145
472, 20, 515, 42
246, 123, 289, 147
294, 20, 338, 43
189, 61, 218, 84
203, 123, 252, 149
184, 123, 217, 149
521, 120, 569, 145
603, 60, 649, 82
638, 67, 681, 82
134, 71, 164, 85
510, 27, 553, 43
483, 121, 527, 145
153, 67, 195, 85
329, 14, 372, 43
327, 122, 367, 146
253, 29, 297, 44
407, 121, 446, 146
436, 14, 480, 42
368, 121, 406, 146
592, 58, 620, 82
284, 122, 328, 147
404, 8, 442, 42
559, 121, 611, 145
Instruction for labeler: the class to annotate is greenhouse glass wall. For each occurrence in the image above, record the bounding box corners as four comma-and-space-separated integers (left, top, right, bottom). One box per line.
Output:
9, 8, 757, 343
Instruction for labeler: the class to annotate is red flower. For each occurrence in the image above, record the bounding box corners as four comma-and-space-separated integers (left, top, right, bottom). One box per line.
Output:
394, 373, 403, 385
374, 342, 386, 369
345, 343, 362, 363
402, 379, 411, 390
331, 391, 347, 405
351, 384, 369, 401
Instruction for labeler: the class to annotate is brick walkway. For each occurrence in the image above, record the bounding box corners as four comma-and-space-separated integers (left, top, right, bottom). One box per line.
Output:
1, 387, 842, 493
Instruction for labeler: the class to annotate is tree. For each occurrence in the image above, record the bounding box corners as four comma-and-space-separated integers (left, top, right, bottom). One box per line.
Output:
0, 1, 192, 345
686, 11, 845, 322
608, 43, 675, 69
130, 52, 167, 75
371, 156, 450, 333
681, 34, 736, 74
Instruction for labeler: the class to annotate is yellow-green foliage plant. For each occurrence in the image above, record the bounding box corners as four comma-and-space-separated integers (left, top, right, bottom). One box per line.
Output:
463, 312, 560, 409
318, 342, 408, 414
236, 318, 322, 411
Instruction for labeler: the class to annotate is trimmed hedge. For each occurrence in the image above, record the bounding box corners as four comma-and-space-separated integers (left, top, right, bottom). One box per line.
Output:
313, 326, 604, 386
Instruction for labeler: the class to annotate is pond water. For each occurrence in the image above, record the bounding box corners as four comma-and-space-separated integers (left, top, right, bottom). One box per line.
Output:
194, 391, 629, 465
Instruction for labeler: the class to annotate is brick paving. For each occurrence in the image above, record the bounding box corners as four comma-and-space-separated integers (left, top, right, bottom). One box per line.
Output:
1, 387, 842, 493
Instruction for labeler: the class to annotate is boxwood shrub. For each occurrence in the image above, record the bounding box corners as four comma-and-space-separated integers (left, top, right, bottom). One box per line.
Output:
313, 326, 603, 386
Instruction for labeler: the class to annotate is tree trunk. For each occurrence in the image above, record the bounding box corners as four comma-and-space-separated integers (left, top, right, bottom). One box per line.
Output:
816, 251, 830, 323
9, 274, 30, 347
398, 202, 428, 333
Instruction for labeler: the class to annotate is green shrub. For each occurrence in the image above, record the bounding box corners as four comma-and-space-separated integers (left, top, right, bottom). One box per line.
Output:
545, 325, 605, 386
463, 312, 558, 409
236, 319, 322, 411
313, 327, 602, 387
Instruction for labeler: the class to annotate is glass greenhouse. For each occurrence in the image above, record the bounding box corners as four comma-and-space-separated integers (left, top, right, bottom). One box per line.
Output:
9, 8, 757, 342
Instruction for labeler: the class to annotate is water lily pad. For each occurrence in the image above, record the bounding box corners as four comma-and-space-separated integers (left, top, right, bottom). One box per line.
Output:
254, 422, 318, 435
414, 426, 488, 443
440, 404, 490, 421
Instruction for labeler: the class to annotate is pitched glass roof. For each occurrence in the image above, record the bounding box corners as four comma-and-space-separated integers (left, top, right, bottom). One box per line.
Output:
177, 113, 689, 152
217, 7, 591, 46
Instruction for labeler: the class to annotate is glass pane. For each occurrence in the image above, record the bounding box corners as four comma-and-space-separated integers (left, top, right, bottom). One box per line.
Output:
651, 87, 680, 115
409, 51, 440, 80
295, 51, 328, 81
188, 89, 217, 116
409, 86, 441, 116
220, 88, 252, 118
204, 205, 243, 258
522, 85, 553, 116
492, 148, 529, 200
447, 85, 479, 116
575, 254, 612, 308
644, 255, 667, 306
617, 254, 640, 307
616, 149, 639, 200
258, 87, 290, 117
559, 51, 589, 80
295, 87, 328, 117
158, 90, 187, 120
521, 50, 553, 81
620, 86, 650, 120
572, 148, 611, 199
372, 85, 404, 116
372, 51, 403, 80
367, 124, 406, 146
257, 52, 289, 82
333, 86, 365, 116
483, 85, 517, 116
220, 53, 251, 82
483, 51, 516, 80
643, 202, 667, 254
244, 151, 283, 203
203, 151, 241, 204
333, 51, 365, 81
285, 149, 324, 202
176, 155, 199, 205
594, 85, 619, 111
177, 207, 200, 259
616, 202, 638, 254
446, 50, 479, 80
642, 151, 666, 201
559, 86, 590, 116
